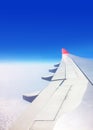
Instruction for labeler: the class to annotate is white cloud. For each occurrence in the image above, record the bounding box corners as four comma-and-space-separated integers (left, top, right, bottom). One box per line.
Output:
0, 62, 55, 130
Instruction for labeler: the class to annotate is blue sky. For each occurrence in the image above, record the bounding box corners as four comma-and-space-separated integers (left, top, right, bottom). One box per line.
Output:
0, 0, 93, 62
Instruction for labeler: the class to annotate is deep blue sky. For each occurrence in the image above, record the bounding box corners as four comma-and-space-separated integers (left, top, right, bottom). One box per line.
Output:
0, 0, 93, 62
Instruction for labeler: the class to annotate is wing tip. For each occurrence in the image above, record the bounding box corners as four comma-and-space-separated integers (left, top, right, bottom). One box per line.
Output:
62, 48, 69, 54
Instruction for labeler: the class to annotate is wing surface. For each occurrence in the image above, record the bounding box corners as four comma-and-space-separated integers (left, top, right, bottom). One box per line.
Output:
54, 54, 93, 130
9, 49, 92, 130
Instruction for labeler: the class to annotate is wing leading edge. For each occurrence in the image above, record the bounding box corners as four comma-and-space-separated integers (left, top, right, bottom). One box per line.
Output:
9, 48, 91, 130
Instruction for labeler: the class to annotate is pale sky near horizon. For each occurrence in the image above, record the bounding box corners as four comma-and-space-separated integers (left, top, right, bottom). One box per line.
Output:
0, 62, 54, 99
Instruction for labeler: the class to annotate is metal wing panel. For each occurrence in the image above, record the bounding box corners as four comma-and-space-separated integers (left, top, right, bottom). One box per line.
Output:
54, 54, 93, 130
52, 61, 66, 81
30, 55, 89, 130
9, 50, 93, 130
54, 82, 93, 130
9, 80, 63, 130
69, 54, 93, 84
34, 85, 71, 121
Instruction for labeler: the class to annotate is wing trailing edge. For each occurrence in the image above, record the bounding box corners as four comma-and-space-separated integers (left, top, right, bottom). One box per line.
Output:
41, 76, 53, 81
23, 92, 39, 102
49, 68, 57, 73
54, 63, 60, 67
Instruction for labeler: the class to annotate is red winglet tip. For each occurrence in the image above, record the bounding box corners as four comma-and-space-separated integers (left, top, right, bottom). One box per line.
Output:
62, 48, 69, 54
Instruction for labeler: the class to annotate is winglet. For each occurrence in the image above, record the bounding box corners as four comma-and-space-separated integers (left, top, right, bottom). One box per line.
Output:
62, 48, 69, 55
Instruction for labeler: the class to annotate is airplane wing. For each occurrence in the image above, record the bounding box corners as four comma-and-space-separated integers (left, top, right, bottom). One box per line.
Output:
9, 48, 93, 130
